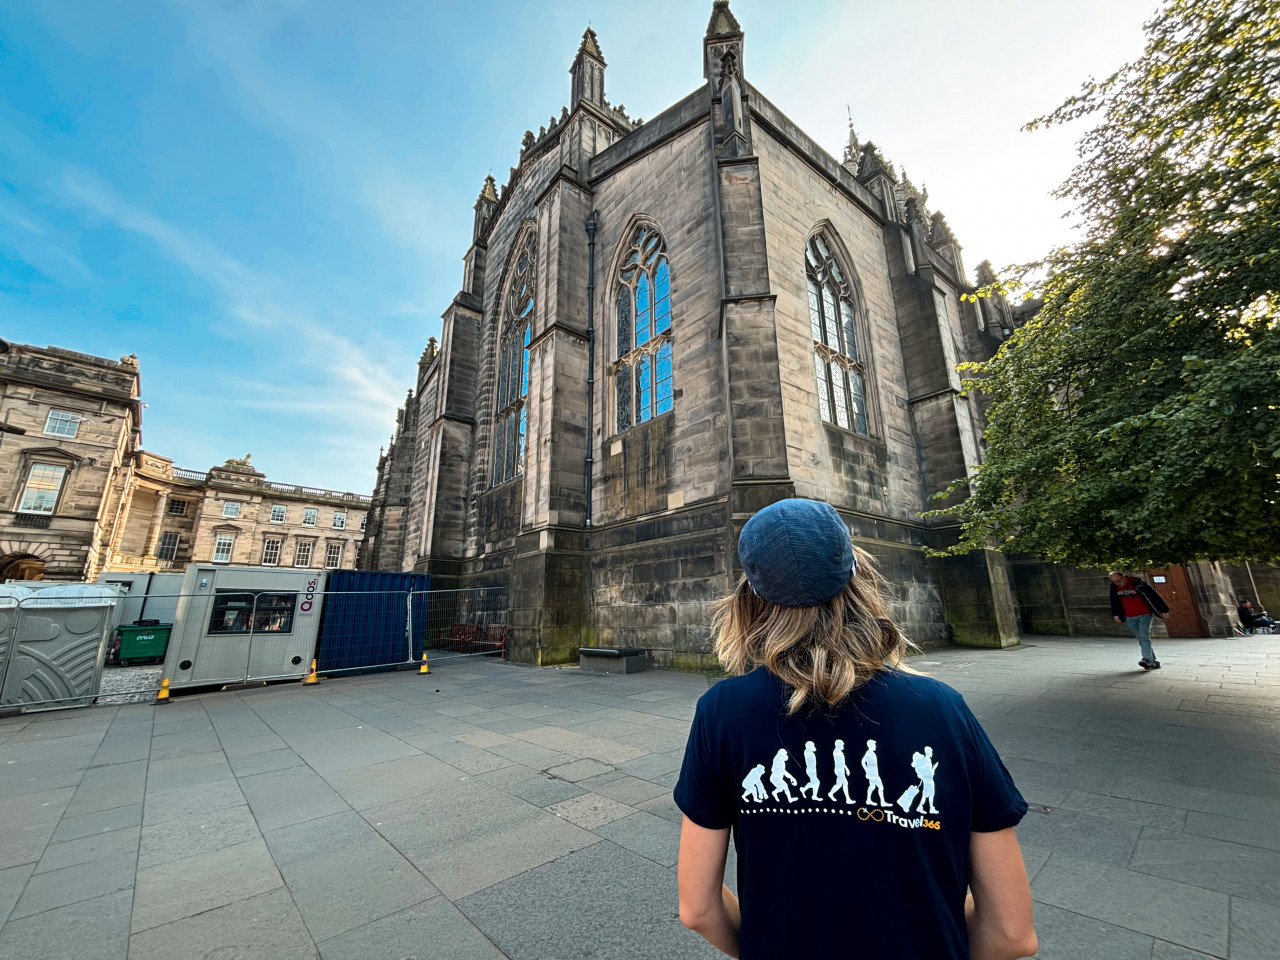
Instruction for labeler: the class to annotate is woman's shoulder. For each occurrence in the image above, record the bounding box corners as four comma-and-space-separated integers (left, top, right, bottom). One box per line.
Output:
863, 667, 969, 710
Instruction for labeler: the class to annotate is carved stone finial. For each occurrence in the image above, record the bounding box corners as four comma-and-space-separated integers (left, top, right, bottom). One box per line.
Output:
856, 141, 895, 183
842, 117, 860, 165
480, 175, 498, 203
975, 260, 997, 285
521, 130, 535, 152
576, 27, 605, 64
706, 0, 742, 37
905, 196, 927, 225
930, 210, 957, 247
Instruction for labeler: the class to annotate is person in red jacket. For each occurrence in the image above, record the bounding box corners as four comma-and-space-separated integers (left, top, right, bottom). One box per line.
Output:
1108, 571, 1170, 670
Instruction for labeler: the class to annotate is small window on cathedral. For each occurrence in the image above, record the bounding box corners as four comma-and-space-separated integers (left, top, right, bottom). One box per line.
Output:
806, 233, 870, 435
614, 224, 675, 433
494, 229, 536, 485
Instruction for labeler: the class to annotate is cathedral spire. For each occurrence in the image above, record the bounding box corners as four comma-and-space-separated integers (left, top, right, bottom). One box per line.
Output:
842, 108, 860, 169
570, 27, 606, 108
704, 0, 744, 81
473, 175, 498, 241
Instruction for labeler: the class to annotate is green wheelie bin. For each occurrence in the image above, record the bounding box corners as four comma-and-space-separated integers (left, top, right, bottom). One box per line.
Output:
115, 624, 173, 666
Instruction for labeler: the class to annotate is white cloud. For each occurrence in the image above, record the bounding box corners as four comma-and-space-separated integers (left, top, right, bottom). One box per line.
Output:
57, 166, 402, 441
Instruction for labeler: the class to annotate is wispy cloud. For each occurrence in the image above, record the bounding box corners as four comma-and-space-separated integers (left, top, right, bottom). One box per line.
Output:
0, 197, 95, 282
58, 166, 402, 433
163, 0, 457, 268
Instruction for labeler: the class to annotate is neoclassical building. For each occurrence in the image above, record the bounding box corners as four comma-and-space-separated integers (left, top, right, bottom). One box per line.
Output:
361, 2, 1242, 662
0, 338, 367, 581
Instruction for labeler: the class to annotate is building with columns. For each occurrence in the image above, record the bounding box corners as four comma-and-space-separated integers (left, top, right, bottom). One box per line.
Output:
0, 339, 367, 580
104, 452, 369, 576
361, 2, 1243, 658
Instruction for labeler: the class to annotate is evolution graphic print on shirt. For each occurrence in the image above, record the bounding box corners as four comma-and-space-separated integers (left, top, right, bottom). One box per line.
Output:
739, 738, 943, 828
675, 668, 1027, 960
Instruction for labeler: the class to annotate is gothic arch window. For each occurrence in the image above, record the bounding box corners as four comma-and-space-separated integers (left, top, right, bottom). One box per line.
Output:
614, 224, 673, 433
806, 233, 870, 435
493, 229, 535, 485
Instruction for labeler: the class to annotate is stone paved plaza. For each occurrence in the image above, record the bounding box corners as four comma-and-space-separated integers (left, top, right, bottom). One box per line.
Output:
1, 635, 1279, 959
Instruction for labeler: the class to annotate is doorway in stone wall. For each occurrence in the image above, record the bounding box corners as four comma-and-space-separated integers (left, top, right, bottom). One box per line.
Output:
1147, 566, 1206, 637
0, 554, 46, 581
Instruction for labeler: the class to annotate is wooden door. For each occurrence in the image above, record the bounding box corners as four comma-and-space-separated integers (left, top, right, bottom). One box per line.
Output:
1146, 566, 1206, 637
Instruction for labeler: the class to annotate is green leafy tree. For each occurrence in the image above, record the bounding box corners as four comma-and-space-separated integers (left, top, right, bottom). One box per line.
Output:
932, 0, 1280, 569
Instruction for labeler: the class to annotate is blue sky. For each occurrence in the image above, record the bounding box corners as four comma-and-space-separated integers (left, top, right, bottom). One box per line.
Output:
0, 0, 1157, 494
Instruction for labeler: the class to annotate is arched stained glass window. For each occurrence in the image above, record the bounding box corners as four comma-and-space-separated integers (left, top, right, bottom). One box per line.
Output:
806, 233, 870, 435
493, 229, 536, 485
614, 224, 675, 432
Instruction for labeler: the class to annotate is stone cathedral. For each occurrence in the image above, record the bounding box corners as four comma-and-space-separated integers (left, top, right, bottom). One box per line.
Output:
359, 2, 1052, 665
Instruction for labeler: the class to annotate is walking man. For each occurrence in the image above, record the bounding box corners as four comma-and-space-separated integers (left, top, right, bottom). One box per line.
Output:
913, 746, 940, 814
1109, 571, 1170, 670
800, 741, 823, 801
861, 739, 890, 807
828, 739, 854, 805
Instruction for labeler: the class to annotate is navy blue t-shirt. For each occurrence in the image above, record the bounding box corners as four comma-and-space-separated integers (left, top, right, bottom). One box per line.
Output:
674, 667, 1026, 960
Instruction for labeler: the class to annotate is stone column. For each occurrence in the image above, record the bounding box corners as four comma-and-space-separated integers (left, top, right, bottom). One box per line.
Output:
143, 490, 168, 557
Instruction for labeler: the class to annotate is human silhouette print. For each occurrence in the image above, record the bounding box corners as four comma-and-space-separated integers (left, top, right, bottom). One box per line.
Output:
741, 764, 767, 802
913, 746, 940, 814
827, 739, 854, 805
770, 748, 799, 802
800, 741, 824, 800
861, 739, 890, 807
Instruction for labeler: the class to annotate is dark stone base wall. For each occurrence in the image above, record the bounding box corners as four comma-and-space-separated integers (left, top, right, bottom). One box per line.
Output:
587, 499, 731, 671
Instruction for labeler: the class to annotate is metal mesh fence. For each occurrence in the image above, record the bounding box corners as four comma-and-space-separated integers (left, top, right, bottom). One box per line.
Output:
0, 584, 510, 712
413, 587, 510, 663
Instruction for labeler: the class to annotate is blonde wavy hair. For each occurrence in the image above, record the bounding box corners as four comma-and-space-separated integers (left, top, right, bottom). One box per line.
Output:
712, 546, 915, 714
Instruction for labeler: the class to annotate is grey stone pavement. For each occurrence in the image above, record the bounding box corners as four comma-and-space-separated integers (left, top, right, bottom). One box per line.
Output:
1, 635, 1279, 960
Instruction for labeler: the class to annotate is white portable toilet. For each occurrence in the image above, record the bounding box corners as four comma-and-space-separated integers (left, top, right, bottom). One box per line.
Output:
0, 583, 121, 709
97, 571, 185, 633
163, 565, 327, 689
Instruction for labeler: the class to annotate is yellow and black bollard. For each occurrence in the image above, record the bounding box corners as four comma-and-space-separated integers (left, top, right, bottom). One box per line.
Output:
156, 678, 171, 703
302, 659, 319, 685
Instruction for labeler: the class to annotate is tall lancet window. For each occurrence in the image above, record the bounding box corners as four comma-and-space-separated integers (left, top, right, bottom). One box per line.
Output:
493, 230, 535, 485
614, 224, 674, 433
806, 233, 870, 435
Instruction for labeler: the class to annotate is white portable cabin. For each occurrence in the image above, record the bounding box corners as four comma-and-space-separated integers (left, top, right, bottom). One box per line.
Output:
0, 583, 121, 709
163, 565, 327, 689
97, 571, 185, 634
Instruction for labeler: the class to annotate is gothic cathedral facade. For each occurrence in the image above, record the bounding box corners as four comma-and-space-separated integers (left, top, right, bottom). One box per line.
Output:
360, 2, 1035, 665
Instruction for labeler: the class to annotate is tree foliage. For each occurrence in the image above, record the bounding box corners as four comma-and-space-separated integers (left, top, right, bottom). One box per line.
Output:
931, 0, 1280, 569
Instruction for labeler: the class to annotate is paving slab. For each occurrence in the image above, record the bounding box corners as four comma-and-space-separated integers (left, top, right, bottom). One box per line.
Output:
0, 889, 131, 960
1032, 855, 1230, 955
316, 896, 506, 960
365, 781, 599, 900
459, 841, 722, 960
265, 811, 437, 942
130, 836, 283, 933
10, 851, 136, 920
127, 887, 318, 960
138, 803, 262, 869
238, 765, 350, 831
1029, 902, 1155, 959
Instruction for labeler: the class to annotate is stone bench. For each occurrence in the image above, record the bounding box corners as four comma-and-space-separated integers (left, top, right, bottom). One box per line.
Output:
578, 646, 648, 674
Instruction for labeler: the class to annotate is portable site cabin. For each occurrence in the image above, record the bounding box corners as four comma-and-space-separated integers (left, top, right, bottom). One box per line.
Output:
96, 571, 185, 634
163, 565, 327, 690
0, 583, 120, 710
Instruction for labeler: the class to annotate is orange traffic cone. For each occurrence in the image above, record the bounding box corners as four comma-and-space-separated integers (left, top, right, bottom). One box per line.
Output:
156, 678, 171, 703
302, 659, 319, 685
